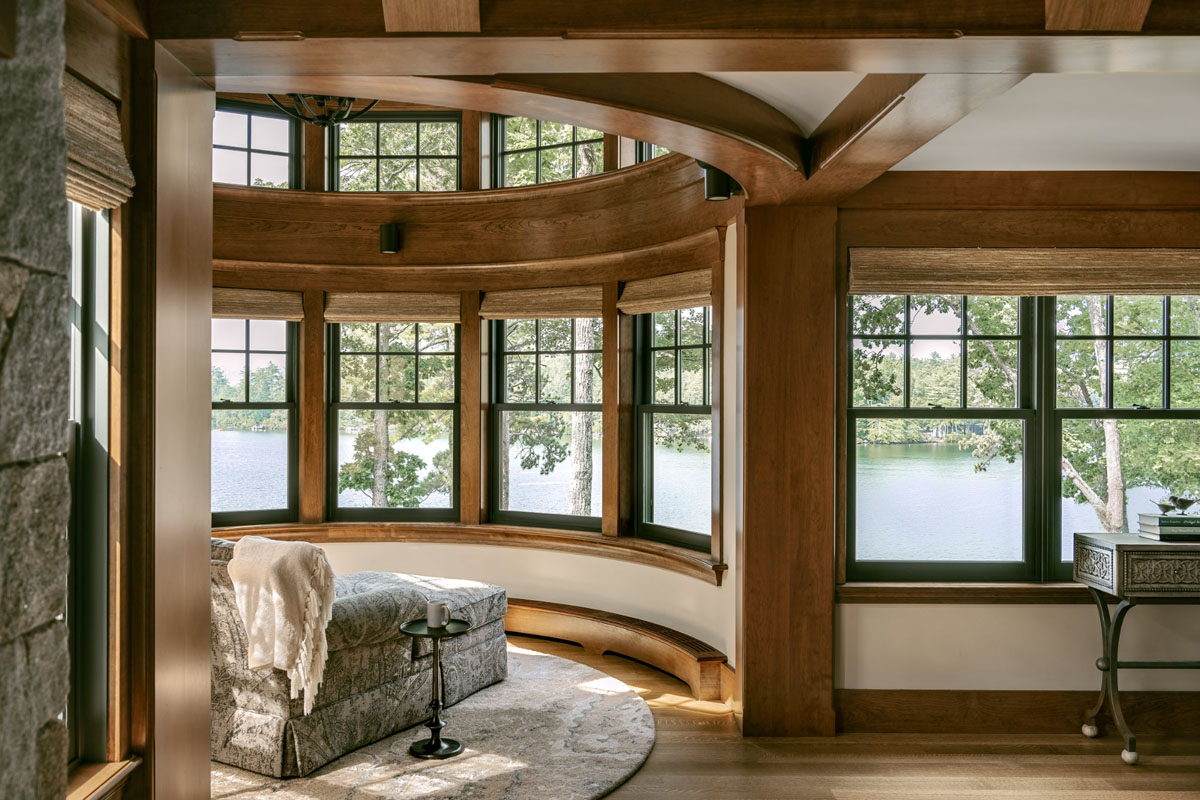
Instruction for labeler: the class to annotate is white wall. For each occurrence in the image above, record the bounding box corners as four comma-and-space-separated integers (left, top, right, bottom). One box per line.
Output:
837, 604, 1200, 691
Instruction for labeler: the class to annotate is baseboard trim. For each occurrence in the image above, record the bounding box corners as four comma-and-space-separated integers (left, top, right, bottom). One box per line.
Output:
837, 689, 1200, 734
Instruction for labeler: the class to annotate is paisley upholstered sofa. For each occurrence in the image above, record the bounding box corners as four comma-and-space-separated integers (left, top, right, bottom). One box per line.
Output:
209, 537, 508, 777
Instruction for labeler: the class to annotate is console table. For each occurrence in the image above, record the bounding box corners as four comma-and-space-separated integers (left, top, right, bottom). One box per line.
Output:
1073, 532, 1200, 765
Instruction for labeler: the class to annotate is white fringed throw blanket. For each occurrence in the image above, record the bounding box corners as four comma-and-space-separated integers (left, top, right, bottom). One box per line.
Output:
228, 537, 335, 715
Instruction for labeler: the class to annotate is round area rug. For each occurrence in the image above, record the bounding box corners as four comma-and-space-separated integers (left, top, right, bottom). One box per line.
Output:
211, 644, 655, 799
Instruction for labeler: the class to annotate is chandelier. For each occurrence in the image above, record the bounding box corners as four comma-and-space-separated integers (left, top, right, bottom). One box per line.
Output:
265, 94, 381, 128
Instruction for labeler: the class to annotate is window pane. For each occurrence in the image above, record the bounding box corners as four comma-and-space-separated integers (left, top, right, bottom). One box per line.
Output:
1114, 295, 1163, 336
967, 339, 1018, 408
249, 319, 286, 351
250, 153, 289, 188
1056, 339, 1106, 408
966, 296, 1018, 336
575, 317, 602, 351
648, 413, 712, 535
380, 158, 417, 191
855, 418, 1024, 561
249, 353, 287, 402
910, 339, 961, 407
503, 151, 536, 187
577, 126, 602, 141
498, 409, 601, 516
539, 146, 573, 183
538, 319, 571, 351
213, 148, 247, 185
339, 122, 376, 156
419, 323, 455, 353
380, 322, 416, 352
340, 354, 376, 402
380, 355, 415, 402
250, 114, 290, 153
213, 111, 247, 148
654, 351, 676, 404
576, 141, 602, 178
335, 409, 453, 509
379, 122, 417, 155
505, 354, 536, 402
679, 306, 705, 346
212, 318, 246, 350
851, 339, 902, 407
1171, 341, 1200, 408
212, 410, 289, 511
909, 295, 961, 335
653, 311, 676, 347
1170, 295, 1200, 335
338, 159, 377, 191
852, 294, 905, 336
505, 319, 536, 352
419, 121, 457, 156
418, 355, 455, 402
1060, 418, 1200, 560
212, 353, 246, 402
539, 120, 572, 146
340, 322, 376, 352
538, 353, 570, 402
504, 116, 536, 150
1057, 295, 1108, 336
679, 348, 706, 405
1113, 339, 1162, 408
573, 353, 601, 403
420, 158, 458, 191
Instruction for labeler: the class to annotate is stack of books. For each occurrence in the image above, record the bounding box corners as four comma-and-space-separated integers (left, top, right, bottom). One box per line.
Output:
1138, 513, 1200, 541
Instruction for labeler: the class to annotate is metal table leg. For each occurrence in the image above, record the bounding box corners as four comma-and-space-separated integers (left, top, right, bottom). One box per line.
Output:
1081, 587, 1110, 740
1083, 588, 1139, 765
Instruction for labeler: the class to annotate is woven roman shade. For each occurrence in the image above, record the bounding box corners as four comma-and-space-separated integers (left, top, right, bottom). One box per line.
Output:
324, 292, 462, 323
848, 248, 1200, 296
479, 286, 603, 319
616, 269, 712, 315
63, 72, 135, 210
212, 288, 304, 321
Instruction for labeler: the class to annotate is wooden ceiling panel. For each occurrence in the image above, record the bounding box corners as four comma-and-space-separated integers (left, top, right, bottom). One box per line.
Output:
1045, 0, 1153, 31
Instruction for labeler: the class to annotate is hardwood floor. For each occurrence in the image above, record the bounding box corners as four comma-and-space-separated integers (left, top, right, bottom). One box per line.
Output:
508, 634, 1200, 799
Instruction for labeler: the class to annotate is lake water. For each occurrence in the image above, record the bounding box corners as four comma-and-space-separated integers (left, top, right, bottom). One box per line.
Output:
856, 443, 1165, 562
212, 430, 289, 512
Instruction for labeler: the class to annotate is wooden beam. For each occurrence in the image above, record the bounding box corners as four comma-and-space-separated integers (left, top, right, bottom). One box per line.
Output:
1045, 0, 1153, 30
459, 291, 482, 524
602, 133, 619, 174
805, 74, 923, 175
65, 0, 130, 101
381, 0, 480, 32
85, 0, 147, 38
297, 290, 325, 523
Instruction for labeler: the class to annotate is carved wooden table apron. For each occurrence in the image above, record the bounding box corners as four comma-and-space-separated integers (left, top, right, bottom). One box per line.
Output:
1073, 533, 1200, 765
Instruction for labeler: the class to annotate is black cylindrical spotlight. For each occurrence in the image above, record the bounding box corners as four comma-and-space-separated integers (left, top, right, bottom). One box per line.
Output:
697, 161, 737, 201
380, 223, 403, 254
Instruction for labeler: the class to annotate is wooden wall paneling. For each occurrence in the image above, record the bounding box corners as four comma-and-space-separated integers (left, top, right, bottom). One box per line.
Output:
460, 110, 482, 192
1045, 0, 1152, 30
460, 291, 482, 524
298, 290, 325, 523
602, 133, 619, 174
302, 123, 324, 190
741, 206, 837, 737
125, 40, 214, 798
381, 0, 480, 32
66, 0, 130, 100
710, 227, 726, 565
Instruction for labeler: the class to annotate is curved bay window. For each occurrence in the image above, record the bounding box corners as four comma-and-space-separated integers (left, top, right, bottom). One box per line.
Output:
329, 321, 459, 520
331, 112, 461, 192
490, 318, 603, 529
635, 307, 713, 550
494, 116, 605, 187
211, 318, 298, 525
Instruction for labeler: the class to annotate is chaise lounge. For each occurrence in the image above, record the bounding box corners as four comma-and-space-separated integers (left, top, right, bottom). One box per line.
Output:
209, 538, 508, 777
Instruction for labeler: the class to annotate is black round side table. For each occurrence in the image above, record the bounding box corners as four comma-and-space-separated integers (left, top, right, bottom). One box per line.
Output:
399, 617, 473, 759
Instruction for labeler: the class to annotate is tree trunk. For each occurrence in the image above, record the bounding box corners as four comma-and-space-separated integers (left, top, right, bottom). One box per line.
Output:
372, 409, 389, 507
1087, 296, 1127, 532
568, 319, 595, 516
499, 410, 510, 509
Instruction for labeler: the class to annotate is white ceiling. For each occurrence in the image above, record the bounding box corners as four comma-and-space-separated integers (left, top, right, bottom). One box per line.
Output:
894, 74, 1200, 171
703, 71, 862, 136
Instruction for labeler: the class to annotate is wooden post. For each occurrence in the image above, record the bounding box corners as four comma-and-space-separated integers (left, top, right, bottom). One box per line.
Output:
460, 110, 482, 191
602, 281, 633, 536
298, 289, 325, 522
460, 290, 482, 523
302, 123, 325, 190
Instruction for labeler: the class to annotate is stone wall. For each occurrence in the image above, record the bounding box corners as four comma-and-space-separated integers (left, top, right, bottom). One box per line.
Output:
0, 0, 71, 797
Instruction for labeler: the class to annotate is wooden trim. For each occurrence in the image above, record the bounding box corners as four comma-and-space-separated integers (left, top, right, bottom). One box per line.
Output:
323, 291, 462, 322
211, 287, 304, 320
601, 282, 622, 537
381, 0, 481, 32
1045, 0, 1152, 31
602, 132, 619, 174
460, 110, 482, 192
617, 285, 635, 536
297, 290, 325, 523
478, 311, 491, 522
211, 521, 727, 585
479, 285, 603, 319
837, 689, 1200, 734
848, 247, 1200, 295
107, 204, 130, 761
301, 122, 324, 191
836, 582, 1101, 604
82, 0, 146, 38
806, 73, 922, 175
709, 227, 726, 564
459, 291, 482, 524
720, 662, 737, 707
504, 599, 728, 702
617, 268, 712, 315
67, 758, 141, 800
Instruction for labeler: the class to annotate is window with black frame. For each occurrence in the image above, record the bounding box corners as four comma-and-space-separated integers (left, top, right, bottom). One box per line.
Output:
211, 318, 298, 524
636, 141, 672, 162
331, 113, 461, 192
636, 306, 713, 549
330, 322, 459, 519
494, 116, 605, 187
212, 101, 300, 188
491, 318, 603, 528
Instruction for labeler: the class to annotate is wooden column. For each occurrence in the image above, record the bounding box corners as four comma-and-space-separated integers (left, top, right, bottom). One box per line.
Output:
739, 206, 837, 737
710, 226, 727, 565
460, 290, 482, 523
602, 281, 633, 537
603, 133, 619, 173
302, 123, 325, 190
460, 110, 482, 191
298, 290, 325, 522
125, 41, 215, 798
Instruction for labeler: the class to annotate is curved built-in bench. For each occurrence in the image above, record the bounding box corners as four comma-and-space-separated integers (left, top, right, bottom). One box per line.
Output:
504, 598, 730, 703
